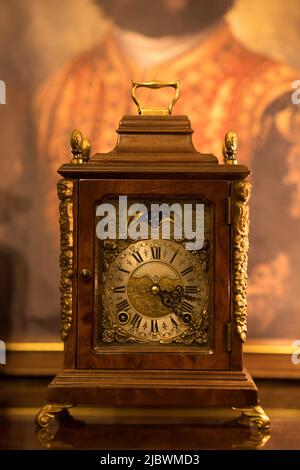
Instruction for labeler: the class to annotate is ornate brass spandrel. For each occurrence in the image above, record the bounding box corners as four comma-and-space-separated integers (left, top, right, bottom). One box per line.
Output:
173, 301, 209, 346
57, 179, 74, 341
102, 239, 132, 273
223, 130, 238, 165
191, 238, 210, 273
232, 180, 251, 342
101, 298, 147, 344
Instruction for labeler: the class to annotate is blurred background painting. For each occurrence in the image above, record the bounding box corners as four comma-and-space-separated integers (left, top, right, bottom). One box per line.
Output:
0, 0, 300, 341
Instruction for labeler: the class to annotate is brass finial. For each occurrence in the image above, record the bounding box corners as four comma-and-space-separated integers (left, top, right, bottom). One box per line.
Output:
81, 137, 91, 163
70, 129, 91, 164
223, 131, 238, 165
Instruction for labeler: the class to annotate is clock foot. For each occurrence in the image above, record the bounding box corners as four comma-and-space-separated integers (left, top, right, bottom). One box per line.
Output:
231, 405, 270, 431
35, 403, 74, 428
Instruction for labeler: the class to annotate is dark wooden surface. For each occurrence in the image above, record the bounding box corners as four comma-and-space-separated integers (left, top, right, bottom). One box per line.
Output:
0, 377, 300, 450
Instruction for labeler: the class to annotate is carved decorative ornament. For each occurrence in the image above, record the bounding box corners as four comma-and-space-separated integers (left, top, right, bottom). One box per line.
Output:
232, 180, 251, 342
57, 179, 74, 341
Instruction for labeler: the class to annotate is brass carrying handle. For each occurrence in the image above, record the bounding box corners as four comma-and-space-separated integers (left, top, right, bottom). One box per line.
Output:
131, 80, 180, 115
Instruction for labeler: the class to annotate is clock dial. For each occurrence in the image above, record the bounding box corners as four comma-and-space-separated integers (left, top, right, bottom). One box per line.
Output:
102, 239, 209, 344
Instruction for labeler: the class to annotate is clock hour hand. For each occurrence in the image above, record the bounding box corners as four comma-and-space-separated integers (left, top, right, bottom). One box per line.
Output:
150, 284, 194, 325
150, 284, 183, 306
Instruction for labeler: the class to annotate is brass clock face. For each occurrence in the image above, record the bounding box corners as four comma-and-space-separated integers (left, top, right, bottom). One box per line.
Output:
95, 198, 212, 348
103, 238, 208, 343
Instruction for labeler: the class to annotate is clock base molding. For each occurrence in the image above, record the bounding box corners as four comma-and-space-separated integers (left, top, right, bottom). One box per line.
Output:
35, 367, 269, 430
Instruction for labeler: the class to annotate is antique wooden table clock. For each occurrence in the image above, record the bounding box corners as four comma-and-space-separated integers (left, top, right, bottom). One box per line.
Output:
36, 81, 270, 430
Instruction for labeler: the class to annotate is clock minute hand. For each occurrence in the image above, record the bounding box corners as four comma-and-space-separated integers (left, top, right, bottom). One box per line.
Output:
150, 284, 184, 310
150, 285, 194, 325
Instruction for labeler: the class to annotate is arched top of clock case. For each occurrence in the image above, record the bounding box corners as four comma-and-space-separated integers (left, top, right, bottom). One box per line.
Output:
58, 115, 250, 181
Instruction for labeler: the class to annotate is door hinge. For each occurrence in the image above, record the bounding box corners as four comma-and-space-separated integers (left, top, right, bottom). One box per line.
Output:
226, 322, 232, 352
226, 196, 232, 225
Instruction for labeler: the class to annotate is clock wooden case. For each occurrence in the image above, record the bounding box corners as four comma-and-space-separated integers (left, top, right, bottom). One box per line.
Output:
36, 82, 269, 430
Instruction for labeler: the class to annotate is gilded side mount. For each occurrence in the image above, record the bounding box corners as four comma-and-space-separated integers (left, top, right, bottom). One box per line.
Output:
57, 179, 74, 341
232, 180, 251, 342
